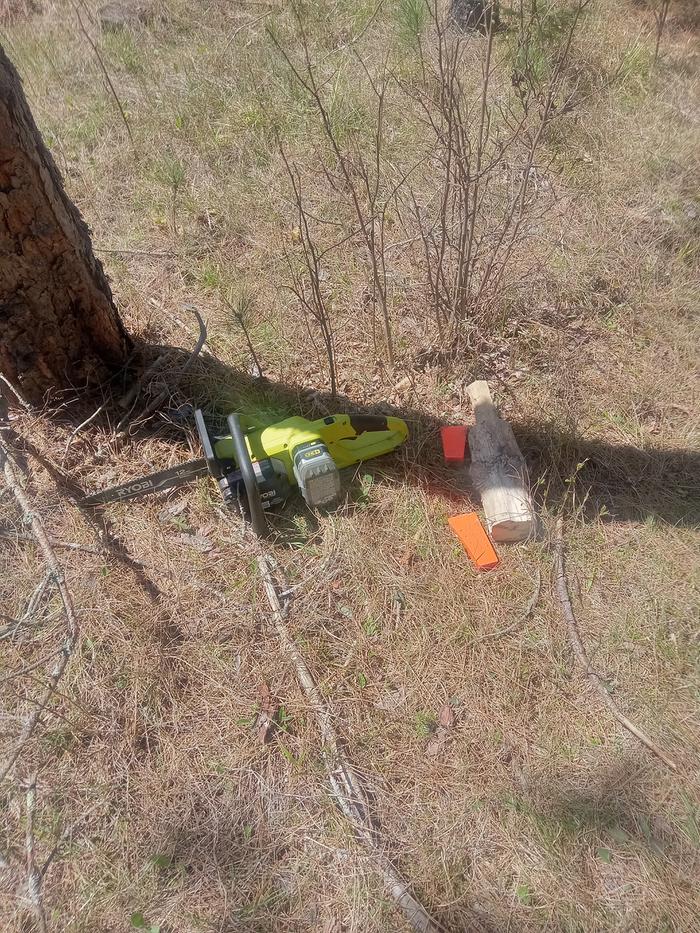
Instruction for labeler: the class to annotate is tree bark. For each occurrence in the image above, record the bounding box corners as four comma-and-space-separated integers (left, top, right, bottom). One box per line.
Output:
0, 45, 131, 404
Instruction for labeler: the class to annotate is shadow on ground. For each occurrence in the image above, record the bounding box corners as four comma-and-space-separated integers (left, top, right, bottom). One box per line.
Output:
6, 350, 698, 932
46, 346, 700, 531
539, 751, 699, 885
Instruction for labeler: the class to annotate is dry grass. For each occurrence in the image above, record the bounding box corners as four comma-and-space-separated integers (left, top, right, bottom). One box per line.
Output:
1, 1, 699, 931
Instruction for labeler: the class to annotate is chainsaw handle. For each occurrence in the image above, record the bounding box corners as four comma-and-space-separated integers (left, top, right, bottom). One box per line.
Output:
227, 413, 269, 538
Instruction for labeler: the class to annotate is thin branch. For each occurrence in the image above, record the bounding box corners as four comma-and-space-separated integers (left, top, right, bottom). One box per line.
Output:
0, 530, 103, 556
117, 352, 167, 413
653, 0, 671, 65
269, 11, 395, 364
1, 650, 64, 684
0, 450, 79, 783
39, 801, 102, 880
61, 401, 107, 465
95, 247, 183, 257
258, 554, 444, 933
0, 372, 32, 410
554, 518, 677, 772
74, 6, 133, 146
218, 9, 271, 61
469, 569, 541, 645
23, 773, 48, 933
0, 572, 54, 641
279, 144, 338, 396
116, 306, 207, 433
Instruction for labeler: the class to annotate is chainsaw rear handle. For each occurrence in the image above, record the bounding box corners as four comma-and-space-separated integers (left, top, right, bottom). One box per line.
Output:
227, 413, 269, 538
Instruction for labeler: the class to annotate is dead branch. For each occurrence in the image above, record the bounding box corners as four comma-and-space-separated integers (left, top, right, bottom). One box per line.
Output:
218, 9, 271, 61
74, 5, 133, 145
257, 554, 444, 933
116, 305, 207, 433
39, 801, 102, 881
553, 518, 678, 772
0, 572, 54, 641
23, 773, 48, 933
117, 352, 167, 413
0, 449, 79, 783
470, 568, 541, 645
0, 372, 32, 410
1, 650, 64, 684
0, 529, 103, 555
269, 12, 395, 364
61, 401, 107, 465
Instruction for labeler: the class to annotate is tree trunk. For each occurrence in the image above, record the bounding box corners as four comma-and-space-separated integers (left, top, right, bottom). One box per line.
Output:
0, 44, 131, 404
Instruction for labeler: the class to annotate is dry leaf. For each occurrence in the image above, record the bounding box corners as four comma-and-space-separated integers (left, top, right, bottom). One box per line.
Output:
177, 533, 213, 552
158, 500, 187, 521
321, 919, 344, 933
427, 704, 456, 756
255, 682, 278, 744
374, 686, 406, 712
438, 703, 455, 729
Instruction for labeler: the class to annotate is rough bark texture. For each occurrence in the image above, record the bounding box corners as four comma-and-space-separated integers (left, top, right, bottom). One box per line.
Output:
0, 44, 132, 403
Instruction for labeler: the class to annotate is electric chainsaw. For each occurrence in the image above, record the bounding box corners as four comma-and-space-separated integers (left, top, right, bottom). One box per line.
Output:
82, 411, 409, 536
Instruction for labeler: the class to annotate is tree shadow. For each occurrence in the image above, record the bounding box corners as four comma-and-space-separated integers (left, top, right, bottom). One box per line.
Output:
63, 347, 699, 532
151, 771, 504, 933
3, 427, 162, 601
535, 752, 699, 884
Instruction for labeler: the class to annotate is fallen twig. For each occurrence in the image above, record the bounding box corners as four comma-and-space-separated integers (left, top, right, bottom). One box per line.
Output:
553, 517, 677, 772
117, 353, 167, 416
95, 247, 183, 257
0, 372, 32, 410
61, 401, 107, 465
116, 305, 207, 433
469, 569, 541, 645
0, 449, 80, 782
39, 801, 102, 880
218, 10, 271, 61
0, 529, 103, 555
0, 572, 54, 641
257, 554, 443, 933
0, 650, 63, 684
23, 773, 48, 933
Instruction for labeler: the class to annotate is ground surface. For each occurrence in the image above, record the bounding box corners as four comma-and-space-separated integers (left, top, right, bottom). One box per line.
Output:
1, 1, 699, 931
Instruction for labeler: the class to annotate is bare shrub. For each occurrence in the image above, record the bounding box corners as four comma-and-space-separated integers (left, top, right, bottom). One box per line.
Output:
269, 6, 397, 366
280, 145, 339, 397
402, 0, 590, 346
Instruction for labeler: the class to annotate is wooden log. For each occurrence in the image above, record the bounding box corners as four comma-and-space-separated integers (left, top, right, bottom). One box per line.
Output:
466, 380, 535, 542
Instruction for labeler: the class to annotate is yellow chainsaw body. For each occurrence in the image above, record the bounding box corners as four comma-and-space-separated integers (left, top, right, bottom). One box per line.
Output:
213, 413, 408, 483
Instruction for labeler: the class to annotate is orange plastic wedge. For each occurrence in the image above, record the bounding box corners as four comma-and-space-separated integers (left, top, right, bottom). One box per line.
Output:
448, 512, 500, 571
441, 425, 468, 464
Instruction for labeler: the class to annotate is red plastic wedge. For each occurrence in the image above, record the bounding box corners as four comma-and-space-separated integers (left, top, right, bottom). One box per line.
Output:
441, 425, 468, 464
